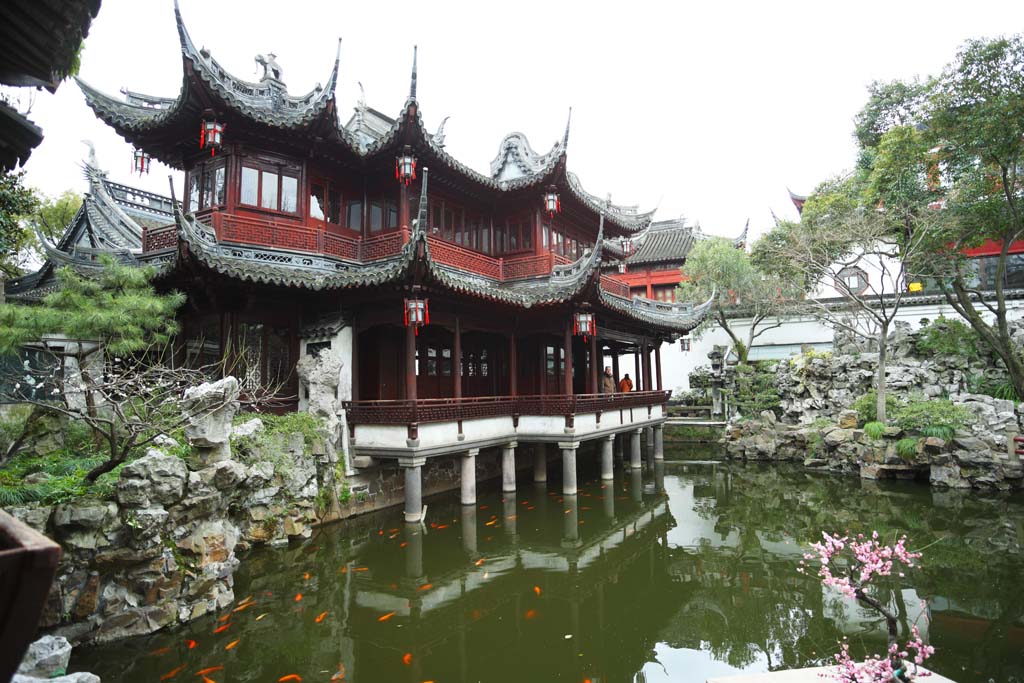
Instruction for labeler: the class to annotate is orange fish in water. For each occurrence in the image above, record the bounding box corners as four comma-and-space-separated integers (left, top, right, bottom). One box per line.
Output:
339, 566, 348, 573
377, 611, 396, 622
217, 614, 232, 623
436, 524, 448, 529
484, 520, 497, 527
196, 666, 225, 676
564, 509, 573, 515
233, 602, 254, 613
417, 583, 433, 591
533, 585, 542, 596
388, 533, 398, 539
330, 662, 347, 681
429, 522, 437, 529
399, 542, 408, 548
278, 676, 303, 682
159, 664, 186, 680
294, 593, 303, 602
225, 639, 240, 650
524, 609, 537, 619
213, 623, 231, 634
402, 653, 413, 666
527, 506, 535, 511
378, 529, 385, 535
354, 567, 369, 572
474, 557, 485, 566
478, 504, 489, 510
187, 640, 197, 650
315, 611, 328, 623
483, 571, 490, 579
202, 677, 216, 683
302, 572, 311, 581
389, 528, 399, 534
149, 646, 172, 656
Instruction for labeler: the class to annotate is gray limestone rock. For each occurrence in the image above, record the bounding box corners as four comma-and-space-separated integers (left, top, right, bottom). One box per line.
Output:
13, 674, 101, 683
118, 452, 188, 507
183, 377, 240, 448
17, 635, 72, 678
231, 417, 264, 439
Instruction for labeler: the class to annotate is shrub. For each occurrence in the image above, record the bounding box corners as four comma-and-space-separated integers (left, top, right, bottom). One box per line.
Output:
893, 396, 969, 440
733, 363, 781, 416
852, 391, 901, 424
914, 316, 980, 359
863, 421, 886, 440
895, 437, 919, 460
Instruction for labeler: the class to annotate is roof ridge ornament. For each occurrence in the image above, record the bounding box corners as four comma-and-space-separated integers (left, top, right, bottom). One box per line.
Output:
562, 106, 572, 151
434, 116, 449, 149
408, 45, 418, 101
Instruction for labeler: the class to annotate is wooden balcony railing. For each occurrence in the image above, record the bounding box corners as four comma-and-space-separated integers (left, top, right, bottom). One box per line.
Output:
141, 212, 635, 294
344, 390, 670, 426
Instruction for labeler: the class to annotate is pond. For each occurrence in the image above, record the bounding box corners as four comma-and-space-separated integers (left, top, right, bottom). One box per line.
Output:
72, 450, 1024, 683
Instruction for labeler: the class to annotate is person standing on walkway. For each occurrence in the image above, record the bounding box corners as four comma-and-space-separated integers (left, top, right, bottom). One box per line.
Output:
619, 373, 633, 392
601, 366, 617, 394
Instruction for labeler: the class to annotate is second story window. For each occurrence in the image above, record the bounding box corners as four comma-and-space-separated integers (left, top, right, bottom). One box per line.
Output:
187, 160, 226, 212
239, 162, 300, 215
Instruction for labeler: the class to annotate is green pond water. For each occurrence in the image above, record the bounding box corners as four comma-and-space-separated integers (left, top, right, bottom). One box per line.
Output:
72, 452, 1024, 683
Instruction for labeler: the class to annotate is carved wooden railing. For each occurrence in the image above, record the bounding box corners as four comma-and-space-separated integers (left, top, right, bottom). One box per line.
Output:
344, 390, 670, 427
142, 223, 177, 252
600, 274, 631, 299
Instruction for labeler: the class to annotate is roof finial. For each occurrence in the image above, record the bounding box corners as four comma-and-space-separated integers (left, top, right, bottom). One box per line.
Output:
409, 45, 418, 101
562, 106, 572, 150
434, 116, 450, 148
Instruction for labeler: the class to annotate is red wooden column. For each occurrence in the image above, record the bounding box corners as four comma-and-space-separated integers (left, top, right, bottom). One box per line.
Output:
611, 345, 620, 386
634, 350, 642, 391
563, 320, 574, 396
655, 344, 663, 391
509, 330, 518, 396
453, 316, 462, 399
405, 320, 417, 401
399, 179, 409, 231
589, 333, 599, 394
538, 340, 546, 396
642, 341, 652, 392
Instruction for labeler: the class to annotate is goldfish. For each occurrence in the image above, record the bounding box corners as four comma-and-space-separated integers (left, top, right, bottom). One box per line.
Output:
232, 602, 254, 613
217, 614, 232, 623
564, 509, 572, 515
378, 529, 385, 535
399, 542, 408, 548
478, 504, 488, 510
187, 640, 197, 650
474, 557, 485, 566
278, 676, 303, 682
377, 611, 396, 622
196, 666, 225, 676
339, 566, 348, 573
388, 532, 399, 539
354, 567, 369, 572
527, 506, 535, 510
330, 662, 347, 680
436, 524, 448, 529
238, 594, 254, 602
213, 623, 231, 634
417, 583, 433, 591
149, 646, 172, 656
202, 677, 216, 683
294, 593, 303, 602
524, 609, 537, 619
484, 519, 497, 527
533, 585, 542, 596
159, 664, 186, 680
303, 572, 311, 581
315, 611, 328, 623
402, 653, 413, 666
255, 613, 268, 621
225, 639, 240, 650
483, 571, 490, 579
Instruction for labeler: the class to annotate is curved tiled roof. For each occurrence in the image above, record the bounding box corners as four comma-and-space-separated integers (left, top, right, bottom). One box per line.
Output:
598, 288, 714, 333
625, 217, 695, 266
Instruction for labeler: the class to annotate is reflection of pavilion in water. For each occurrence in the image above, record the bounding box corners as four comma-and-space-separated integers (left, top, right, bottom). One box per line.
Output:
344, 465, 677, 682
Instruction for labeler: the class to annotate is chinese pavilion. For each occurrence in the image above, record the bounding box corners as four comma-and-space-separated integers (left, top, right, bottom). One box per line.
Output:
10, 2, 714, 522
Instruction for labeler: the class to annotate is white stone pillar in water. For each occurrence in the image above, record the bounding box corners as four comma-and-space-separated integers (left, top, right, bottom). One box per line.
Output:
533, 445, 548, 483
600, 435, 615, 480
561, 442, 578, 495
402, 458, 425, 523
461, 503, 477, 555
630, 429, 643, 469
501, 442, 517, 493
654, 424, 665, 461
461, 449, 478, 506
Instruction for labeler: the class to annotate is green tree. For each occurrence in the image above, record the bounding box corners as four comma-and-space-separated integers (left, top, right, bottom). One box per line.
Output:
853, 36, 1024, 398
25, 190, 82, 260
0, 170, 41, 298
678, 237, 800, 364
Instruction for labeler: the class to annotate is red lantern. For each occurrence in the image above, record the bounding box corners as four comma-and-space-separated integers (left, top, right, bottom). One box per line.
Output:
396, 148, 417, 186
573, 311, 595, 341
544, 188, 561, 216
200, 119, 225, 156
404, 297, 429, 335
133, 148, 151, 175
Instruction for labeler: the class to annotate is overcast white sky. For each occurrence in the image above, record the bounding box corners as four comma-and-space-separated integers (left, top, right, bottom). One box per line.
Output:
18, 0, 1024, 242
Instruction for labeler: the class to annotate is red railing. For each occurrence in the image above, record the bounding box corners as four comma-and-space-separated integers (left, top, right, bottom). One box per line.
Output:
600, 274, 631, 299
344, 390, 670, 426
428, 237, 502, 279
503, 253, 555, 280
142, 223, 177, 252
